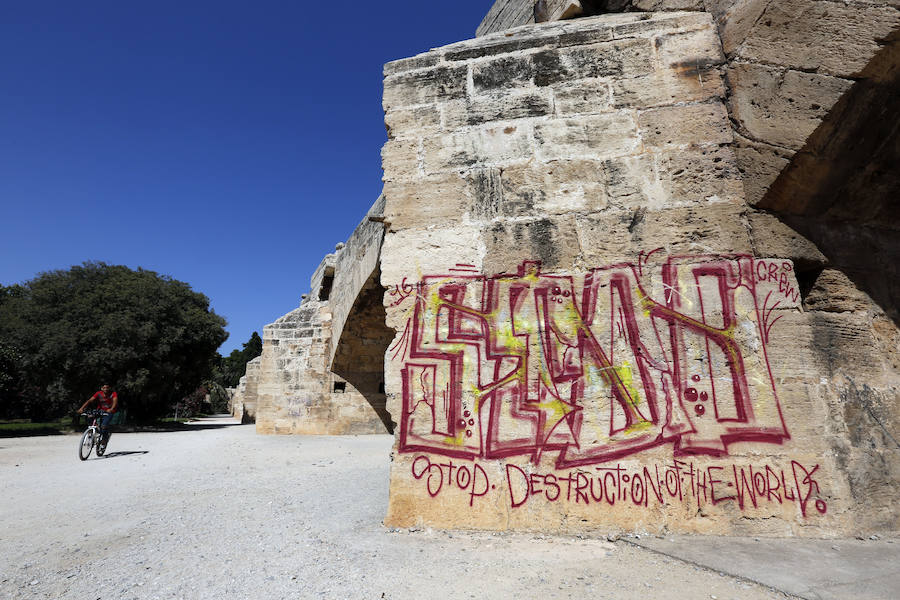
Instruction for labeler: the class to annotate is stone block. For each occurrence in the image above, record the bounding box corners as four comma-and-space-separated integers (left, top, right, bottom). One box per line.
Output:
482, 215, 581, 274
713, 0, 770, 56
382, 173, 473, 230
552, 79, 612, 116
804, 269, 875, 314
735, 0, 900, 77
383, 65, 468, 110
532, 38, 656, 86
654, 23, 726, 69
731, 132, 793, 206
804, 312, 885, 381
746, 211, 828, 269
498, 158, 609, 217
656, 145, 744, 206
477, 0, 536, 37
610, 12, 714, 40
534, 112, 639, 160
383, 53, 440, 78
577, 203, 752, 266
632, 0, 705, 9
464, 168, 507, 220
727, 63, 853, 150
385, 104, 441, 140
600, 153, 665, 210
637, 101, 732, 149
442, 91, 553, 129
534, 0, 583, 23
423, 124, 534, 173
381, 138, 420, 181
611, 69, 725, 109
380, 225, 484, 287
473, 54, 535, 93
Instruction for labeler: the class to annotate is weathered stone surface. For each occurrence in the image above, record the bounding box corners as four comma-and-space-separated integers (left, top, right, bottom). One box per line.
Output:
576, 203, 752, 265
727, 63, 853, 150
383, 66, 468, 110
477, 0, 537, 37
712, 0, 771, 56
231, 357, 260, 424
803, 269, 875, 314
731, 132, 793, 206
380, 225, 484, 287
540, 38, 657, 82
423, 124, 535, 173
482, 215, 582, 273
746, 211, 828, 269
534, 0, 585, 23
468, 37, 656, 94
382, 173, 472, 230
384, 104, 440, 140
534, 112, 641, 160
734, 0, 900, 77
656, 145, 744, 205
442, 92, 553, 129
382, 53, 440, 78
654, 16, 725, 67
497, 159, 609, 217
380, 139, 420, 180
611, 69, 725, 108
633, 0, 705, 9
637, 101, 732, 149
553, 79, 613, 115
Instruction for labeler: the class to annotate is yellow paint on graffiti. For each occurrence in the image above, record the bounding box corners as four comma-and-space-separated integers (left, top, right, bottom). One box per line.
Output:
624, 419, 654, 434
496, 327, 526, 353
615, 362, 643, 409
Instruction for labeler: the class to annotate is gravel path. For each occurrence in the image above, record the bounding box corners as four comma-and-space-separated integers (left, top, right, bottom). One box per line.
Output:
0, 419, 790, 599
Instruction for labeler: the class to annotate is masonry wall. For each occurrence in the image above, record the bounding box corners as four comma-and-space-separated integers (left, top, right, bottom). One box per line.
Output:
379, 11, 900, 536
231, 356, 260, 423
253, 198, 392, 435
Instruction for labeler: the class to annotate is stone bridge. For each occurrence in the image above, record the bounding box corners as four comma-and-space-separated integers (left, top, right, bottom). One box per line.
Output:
232, 0, 900, 537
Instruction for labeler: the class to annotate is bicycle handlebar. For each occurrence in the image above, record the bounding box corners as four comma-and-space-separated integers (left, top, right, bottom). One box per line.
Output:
81, 410, 109, 418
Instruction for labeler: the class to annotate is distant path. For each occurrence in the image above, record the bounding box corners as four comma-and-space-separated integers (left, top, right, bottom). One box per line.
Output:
0, 420, 787, 599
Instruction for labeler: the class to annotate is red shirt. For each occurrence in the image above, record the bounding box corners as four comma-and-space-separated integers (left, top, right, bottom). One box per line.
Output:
91, 390, 118, 412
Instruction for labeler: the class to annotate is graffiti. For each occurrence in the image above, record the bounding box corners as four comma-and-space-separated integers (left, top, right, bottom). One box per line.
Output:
411, 454, 491, 506
506, 460, 826, 516
755, 259, 799, 304
409, 456, 827, 517
387, 277, 414, 307
393, 256, 790, 468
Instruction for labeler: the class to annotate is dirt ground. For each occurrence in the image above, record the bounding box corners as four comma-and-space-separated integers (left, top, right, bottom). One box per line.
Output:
0, 419, 789, 600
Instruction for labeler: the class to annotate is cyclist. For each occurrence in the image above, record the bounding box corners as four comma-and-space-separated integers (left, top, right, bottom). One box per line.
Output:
78, 384, 118, 452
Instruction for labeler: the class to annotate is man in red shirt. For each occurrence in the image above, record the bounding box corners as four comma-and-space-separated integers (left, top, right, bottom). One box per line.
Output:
78, 384, 118, 452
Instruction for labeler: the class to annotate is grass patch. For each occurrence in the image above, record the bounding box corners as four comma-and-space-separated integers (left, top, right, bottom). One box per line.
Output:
0, 417, 76, 437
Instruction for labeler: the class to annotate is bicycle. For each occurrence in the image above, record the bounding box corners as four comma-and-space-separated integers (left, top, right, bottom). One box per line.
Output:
78, 409, 110, 460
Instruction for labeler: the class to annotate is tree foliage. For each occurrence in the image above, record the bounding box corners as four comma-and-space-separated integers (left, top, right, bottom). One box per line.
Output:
0, 262, 227, 420
218, 331, 262, 388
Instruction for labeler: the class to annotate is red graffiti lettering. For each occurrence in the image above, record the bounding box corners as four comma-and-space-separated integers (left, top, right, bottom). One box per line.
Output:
396, 257, 789, 467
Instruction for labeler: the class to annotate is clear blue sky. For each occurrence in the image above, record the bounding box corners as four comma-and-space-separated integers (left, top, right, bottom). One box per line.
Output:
0, 1, 492, 354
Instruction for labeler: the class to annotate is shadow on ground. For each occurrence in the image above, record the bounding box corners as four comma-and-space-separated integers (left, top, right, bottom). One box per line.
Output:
0, 416, 244, 438
99, 450, 150, 459
115, 421, 243, 433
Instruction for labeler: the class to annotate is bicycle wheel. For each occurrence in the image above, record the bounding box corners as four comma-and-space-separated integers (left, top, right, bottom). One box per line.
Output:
78, 429, 94, 461
96, 433, 107, 457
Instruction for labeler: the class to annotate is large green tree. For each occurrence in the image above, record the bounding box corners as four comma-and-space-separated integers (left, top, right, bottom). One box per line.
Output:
0, 263, 227, 420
